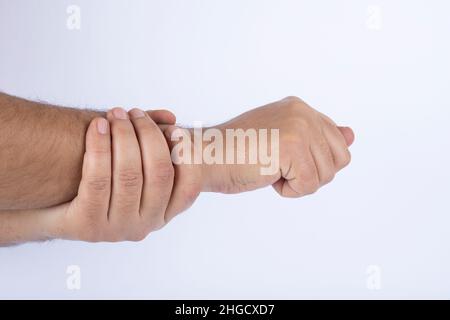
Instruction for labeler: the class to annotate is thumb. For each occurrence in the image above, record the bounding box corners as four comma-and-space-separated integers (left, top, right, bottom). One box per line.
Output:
338, 126, 355, 147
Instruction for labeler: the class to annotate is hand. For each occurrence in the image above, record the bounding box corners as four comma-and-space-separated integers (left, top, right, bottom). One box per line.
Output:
166, 97, 354, 199
49, 107, 176, 242
210, 96, 354, 196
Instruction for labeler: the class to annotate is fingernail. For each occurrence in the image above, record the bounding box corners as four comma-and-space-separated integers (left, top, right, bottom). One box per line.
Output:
112, 107, 128, 120
129, 108, 146, 118
97, 118, 108, 134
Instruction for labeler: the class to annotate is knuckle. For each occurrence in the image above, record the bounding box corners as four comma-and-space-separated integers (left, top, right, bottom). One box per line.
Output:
181, 184, 201, 208
337, 150, 352, 168
103, 227, 127, 242
89, 146, 110, 155
152, 161, 174, 184
114, 124, 133, 137
344, 150, 352, 166
186, 184, 201, 203
128, 230, 149, 242
284, 96, 306, 112
283, 96, 303, 104
118, 169, 142, 188
149, 219, 166, 231
298, 170, 320, 195
322, 172, 335, 185
303, 181, 320, 195
134, 122, 154, 136
86, 176, 111, 192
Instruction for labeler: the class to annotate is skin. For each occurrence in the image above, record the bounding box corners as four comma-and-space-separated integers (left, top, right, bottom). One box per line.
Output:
0, 92, 175, 210
200, 96, 354, 197
0, 96, 354, 245
162, 96, 354, 216
0, 108, 178, 244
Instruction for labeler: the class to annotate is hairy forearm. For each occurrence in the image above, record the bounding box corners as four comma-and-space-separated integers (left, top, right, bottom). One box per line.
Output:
0, 93, 103, 210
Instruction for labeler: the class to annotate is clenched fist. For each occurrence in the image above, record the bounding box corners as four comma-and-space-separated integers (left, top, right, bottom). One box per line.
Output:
166, 96, 354, 199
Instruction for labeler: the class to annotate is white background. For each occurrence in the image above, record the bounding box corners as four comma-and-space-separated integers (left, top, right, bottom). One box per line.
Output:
1, 0, 449, 299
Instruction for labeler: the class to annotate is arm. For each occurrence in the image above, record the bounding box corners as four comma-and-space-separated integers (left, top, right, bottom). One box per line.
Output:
0, 207, 61, 246
0, 93, 175, 210
162, 96, 355, 217
0, 96, 355, 246
1, 109, 175, 246
144, 96, 355, 223
0, 93, 100, 210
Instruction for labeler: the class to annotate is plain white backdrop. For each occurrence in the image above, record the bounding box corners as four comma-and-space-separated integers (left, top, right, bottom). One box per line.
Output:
0, 0, 449, 299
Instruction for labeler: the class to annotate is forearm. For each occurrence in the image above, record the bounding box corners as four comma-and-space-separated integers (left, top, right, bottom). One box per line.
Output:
0, 206, 62, 246
0, 93, 103, 210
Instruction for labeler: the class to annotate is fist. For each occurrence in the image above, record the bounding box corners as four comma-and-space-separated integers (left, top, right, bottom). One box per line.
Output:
201, 96, 354, 197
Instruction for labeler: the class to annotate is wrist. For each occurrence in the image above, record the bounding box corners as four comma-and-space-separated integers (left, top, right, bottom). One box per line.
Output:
186, 126, 230, 193
0, 205, 64, 246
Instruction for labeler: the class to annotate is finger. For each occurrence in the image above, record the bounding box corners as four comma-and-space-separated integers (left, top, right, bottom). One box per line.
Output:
129, 108, 174, 231
273, 146, 320, 198
318, 112, 355, 147
146, 109, 176, 125
323, 125, 352, 171
157, 124, 172, 132
76, 117, 111, 223
163, 126, 202, 223
310, 134, 335, 186
107, 108, 143, 226
337, 126, 355, 147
